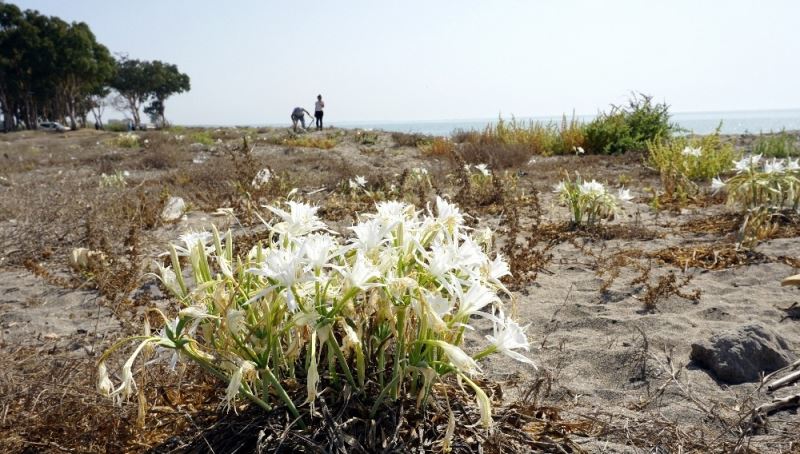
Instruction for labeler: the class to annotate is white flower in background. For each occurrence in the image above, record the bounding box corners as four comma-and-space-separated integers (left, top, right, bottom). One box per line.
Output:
411, 167, 428, 177
787, 158, 800, 171
711, 176, 726, 193
573, 146, 585, 155
681, 146, 702, 157
486, 311, 537, 367
552, 181, 566, 193
527, 157, 537, 166
734, 154, 762, 173
474, 163, 491, 176
267, 201, 327, 237
175, 230, 214, 256
349, 175, 367, 190
251, 168, 272, 188
579, 179, 606, 196
617, 187, 634, 202
431, 340, 480, 376
763, 158, 785, 174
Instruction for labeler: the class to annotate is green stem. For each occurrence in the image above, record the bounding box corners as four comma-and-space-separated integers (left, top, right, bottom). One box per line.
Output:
390, 306, 407, 399
327, 336, 358, 390
370, 372, 402, 418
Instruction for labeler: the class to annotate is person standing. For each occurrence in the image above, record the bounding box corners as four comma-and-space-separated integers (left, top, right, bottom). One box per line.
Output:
291, 106, 311, 131
314, 94, 325, 130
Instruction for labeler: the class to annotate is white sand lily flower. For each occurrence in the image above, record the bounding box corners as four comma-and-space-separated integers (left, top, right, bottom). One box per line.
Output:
617, 187, 634, 202
174, 230, 214, 256
349, 218, 390, 252
579, 179, 606, 196
96, 361, 114, 397
431, 340, 480, 376
154, 262, 182, 296
552, 181, 566, 193
342, 252, 381, 290
349, 175, 367, 190
573, 146, 585, 155
763, 158, 785, 174
485, 312, 537, 368
711, 176, 726, 193
224, 361, 255, 413
267, 201, 327, 237
451, 280, 500, 321
434, 196, 465, 233
681, 146, 702, 157
251, 168, 272, 188
786, 158, 800, 171
474, 163, 491, 176
734, 154, 762, 173
299, 233, 338, 270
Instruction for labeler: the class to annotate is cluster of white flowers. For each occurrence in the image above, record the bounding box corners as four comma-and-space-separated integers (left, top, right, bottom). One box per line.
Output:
99, 197, 533, 428
712, 154, 800, 194
554, 176, 633, 225
99, 170, 129, 188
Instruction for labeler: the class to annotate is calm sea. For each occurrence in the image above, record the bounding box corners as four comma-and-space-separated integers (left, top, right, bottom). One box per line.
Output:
332, 109, 800, 137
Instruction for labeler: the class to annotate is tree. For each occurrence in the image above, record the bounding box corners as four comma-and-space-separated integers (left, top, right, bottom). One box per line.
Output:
0, 4, 114, 131
110, 57, 150, 128
144, 61, 189, 127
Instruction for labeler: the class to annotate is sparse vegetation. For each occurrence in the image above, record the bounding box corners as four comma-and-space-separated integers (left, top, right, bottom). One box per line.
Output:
1, 125, 798, 453
752, 130, 799, 158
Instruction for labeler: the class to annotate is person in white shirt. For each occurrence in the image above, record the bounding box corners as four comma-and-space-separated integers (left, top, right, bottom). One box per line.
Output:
314, 94, 325, 130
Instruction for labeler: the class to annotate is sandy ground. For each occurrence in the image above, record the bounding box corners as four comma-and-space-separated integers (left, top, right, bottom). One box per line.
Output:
0, 127, 798, 452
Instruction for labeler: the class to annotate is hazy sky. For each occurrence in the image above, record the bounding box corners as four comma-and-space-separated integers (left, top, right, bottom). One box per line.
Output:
14, 0, 800, 125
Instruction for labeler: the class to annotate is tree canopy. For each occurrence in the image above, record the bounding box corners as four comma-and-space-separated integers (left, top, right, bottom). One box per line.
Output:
0, 2, 190, 131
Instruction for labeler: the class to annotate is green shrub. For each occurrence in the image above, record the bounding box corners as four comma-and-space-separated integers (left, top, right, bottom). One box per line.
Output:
585, 94, 675, 154
753, 131, 799, 158
647, 126, 737, 199
105, 122, 129, 132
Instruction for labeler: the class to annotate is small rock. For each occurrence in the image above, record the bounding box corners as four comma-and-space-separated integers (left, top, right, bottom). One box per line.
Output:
161, 196, 186, 222
690, 324, 795, 384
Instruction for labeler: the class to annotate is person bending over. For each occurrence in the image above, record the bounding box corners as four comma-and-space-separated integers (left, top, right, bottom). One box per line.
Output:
291, 107, 311, 131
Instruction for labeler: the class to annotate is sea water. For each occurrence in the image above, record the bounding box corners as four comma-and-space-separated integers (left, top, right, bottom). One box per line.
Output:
333, 109, 800, 137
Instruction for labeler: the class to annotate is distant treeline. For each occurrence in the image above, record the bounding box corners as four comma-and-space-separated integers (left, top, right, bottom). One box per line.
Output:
0, 2, 190, 131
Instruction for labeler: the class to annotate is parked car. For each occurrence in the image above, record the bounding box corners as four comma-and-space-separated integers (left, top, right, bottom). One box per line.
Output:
39, 121, 67, 132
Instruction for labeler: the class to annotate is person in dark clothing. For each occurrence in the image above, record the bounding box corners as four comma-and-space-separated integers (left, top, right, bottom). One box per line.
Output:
291, 107, 311, 131
314, 95, 325, 130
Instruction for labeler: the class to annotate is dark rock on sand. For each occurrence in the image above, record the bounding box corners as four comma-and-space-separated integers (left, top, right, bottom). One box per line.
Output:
690, 324, 795, 384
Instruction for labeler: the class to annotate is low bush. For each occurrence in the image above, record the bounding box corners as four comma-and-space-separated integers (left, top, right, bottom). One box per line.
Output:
647, 126, 737, 200
584, 94, 675, 154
